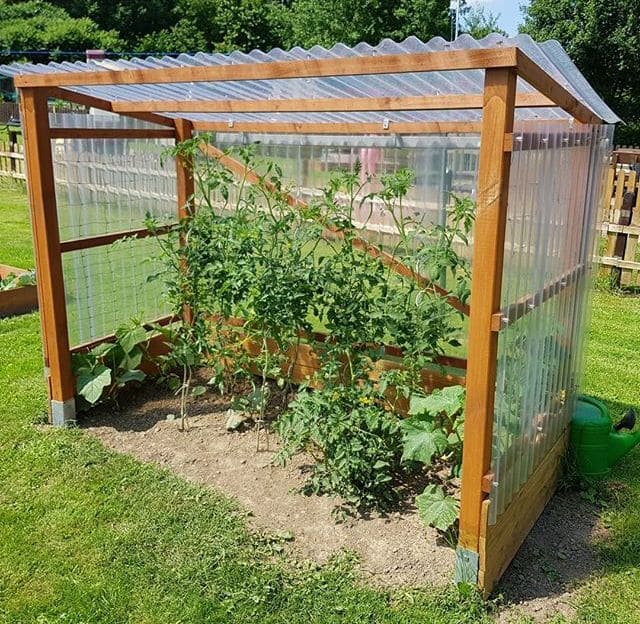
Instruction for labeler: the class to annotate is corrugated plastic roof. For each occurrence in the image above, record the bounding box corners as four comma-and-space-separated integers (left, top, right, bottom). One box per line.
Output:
0, 33, 620, 126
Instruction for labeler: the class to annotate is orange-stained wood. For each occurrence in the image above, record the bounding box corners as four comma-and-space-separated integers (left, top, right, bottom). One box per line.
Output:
48, 127, 175, 140
14, 47, 520, 88
199, 141, 470, 316
458, 68, 517, 553
515, 49, 600, 125
174, 118, 195, 325
59, 225, 176, 253
110, 92, 555, 114
19, 87, 75, 406
47, 86, 175, 127
174, 119, 195, 218
479, 427, 570, 595
191, 120, 482, 135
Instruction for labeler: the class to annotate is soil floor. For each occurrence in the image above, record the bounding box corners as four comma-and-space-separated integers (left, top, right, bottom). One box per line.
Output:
80, 377, 607, 622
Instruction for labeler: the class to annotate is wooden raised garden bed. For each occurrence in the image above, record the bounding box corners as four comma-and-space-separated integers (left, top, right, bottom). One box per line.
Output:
0, 264, 38, 317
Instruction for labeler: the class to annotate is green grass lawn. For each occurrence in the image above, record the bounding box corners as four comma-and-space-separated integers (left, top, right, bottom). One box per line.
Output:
1, 187, 639, 623
0, 180, 33, 269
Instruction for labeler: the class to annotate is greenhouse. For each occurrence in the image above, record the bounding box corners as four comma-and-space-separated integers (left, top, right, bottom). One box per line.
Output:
0, 33, 618, 594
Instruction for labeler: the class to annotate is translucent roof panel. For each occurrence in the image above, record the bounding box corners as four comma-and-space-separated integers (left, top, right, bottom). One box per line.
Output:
0, 33, 620, 126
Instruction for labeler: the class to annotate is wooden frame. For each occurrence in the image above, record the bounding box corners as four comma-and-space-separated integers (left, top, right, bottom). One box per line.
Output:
14, 43, 607, 595
458, 68, 517, 559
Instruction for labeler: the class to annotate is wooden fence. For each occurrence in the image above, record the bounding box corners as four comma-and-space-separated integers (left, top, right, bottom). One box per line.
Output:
600, 150, 640, 287
0, 131, 25, 181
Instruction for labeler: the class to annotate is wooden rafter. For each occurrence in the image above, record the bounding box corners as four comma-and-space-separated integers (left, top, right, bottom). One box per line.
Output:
111, 92, 555, 114
515, 49, 601, 125
198, 141, 470, 316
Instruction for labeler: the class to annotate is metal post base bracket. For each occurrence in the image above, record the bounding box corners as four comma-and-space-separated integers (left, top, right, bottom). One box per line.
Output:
454, 547, 479, 585
51, 398, 76, 427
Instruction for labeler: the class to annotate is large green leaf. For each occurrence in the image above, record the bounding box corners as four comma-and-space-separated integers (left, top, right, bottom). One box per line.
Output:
400, 418, 448, 464
409, 385, 465, 418
115, 324, 148, 354
415, 485, 459, 531
76, 365, 112, 404
115, 369, 146, 387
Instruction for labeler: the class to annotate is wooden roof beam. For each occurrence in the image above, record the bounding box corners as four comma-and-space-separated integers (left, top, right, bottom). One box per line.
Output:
515, 49, 601, 125
13, 47, 519, 88
190, 120, 482, 135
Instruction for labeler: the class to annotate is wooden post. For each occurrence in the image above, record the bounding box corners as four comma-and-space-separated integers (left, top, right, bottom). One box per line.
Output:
19, 87, 76, 425
456, 68, 516, 583
174, 119, 195, 324
175, 119, 194, 218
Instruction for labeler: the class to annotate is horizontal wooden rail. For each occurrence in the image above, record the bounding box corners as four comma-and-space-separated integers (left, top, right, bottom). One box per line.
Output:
111, 92, 554, 114
69, 313, 176, 353
491, 263, 586, 331
15, 47, 519, 88
48, 127, 176, 140
191, 120, 482, 135
599, 256, 640, 270
60, 224, 175, 253
221, 314, 468, 371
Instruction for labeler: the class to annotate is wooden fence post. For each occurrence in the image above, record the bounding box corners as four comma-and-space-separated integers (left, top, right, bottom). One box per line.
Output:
19, 87, 75, 425
456, 68, 516, 584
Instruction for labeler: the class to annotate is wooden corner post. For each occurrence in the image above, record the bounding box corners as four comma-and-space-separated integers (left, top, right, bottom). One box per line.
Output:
19, 87, 76, 425
456, 68, 516, 585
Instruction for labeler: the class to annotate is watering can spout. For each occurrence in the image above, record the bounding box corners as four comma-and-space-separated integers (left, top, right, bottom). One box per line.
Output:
608, 428, 640, 466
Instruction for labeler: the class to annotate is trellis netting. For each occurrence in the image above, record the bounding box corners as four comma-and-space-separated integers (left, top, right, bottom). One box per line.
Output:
51, 113, 176, 345
489, 120, 614, 522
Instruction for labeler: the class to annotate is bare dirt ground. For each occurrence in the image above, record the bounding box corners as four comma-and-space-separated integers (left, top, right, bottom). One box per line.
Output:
79, 377, 608, 621
80, 376, 456, 588
496, 490, 607, 623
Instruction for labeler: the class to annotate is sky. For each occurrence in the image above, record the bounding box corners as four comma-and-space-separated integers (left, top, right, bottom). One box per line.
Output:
465, 0, 530, 36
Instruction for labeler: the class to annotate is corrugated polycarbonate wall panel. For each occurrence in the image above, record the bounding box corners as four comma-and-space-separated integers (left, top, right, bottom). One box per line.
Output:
489, 122, 613, 523
52, 114, 176, 346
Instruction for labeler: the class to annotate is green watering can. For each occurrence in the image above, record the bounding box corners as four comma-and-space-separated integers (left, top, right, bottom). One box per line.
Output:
570, 396, 640, 479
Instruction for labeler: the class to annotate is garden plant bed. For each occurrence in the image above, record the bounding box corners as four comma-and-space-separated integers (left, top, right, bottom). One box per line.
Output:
80, 371, 457, 588
0, 263, 37, 317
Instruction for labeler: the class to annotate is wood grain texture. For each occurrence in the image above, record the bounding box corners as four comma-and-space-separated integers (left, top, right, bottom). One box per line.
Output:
48, 86, 175, 127
15, 48, 519, 88
110, 92, 554, 114
458, 68, 517, 552
515, 49, 601, 124
191, 120, 482, 135
19, 87, 75, 406
479, 427, 570, 595
48, 127, 175, 139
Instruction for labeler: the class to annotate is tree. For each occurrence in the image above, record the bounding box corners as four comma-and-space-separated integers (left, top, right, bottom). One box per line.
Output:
139, 0, 286, 54
283, 0, 451, 49
521, 0, 640, 144
47, 0, 175, 46
462, 6, 507, 39
0, 1, 121, 63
